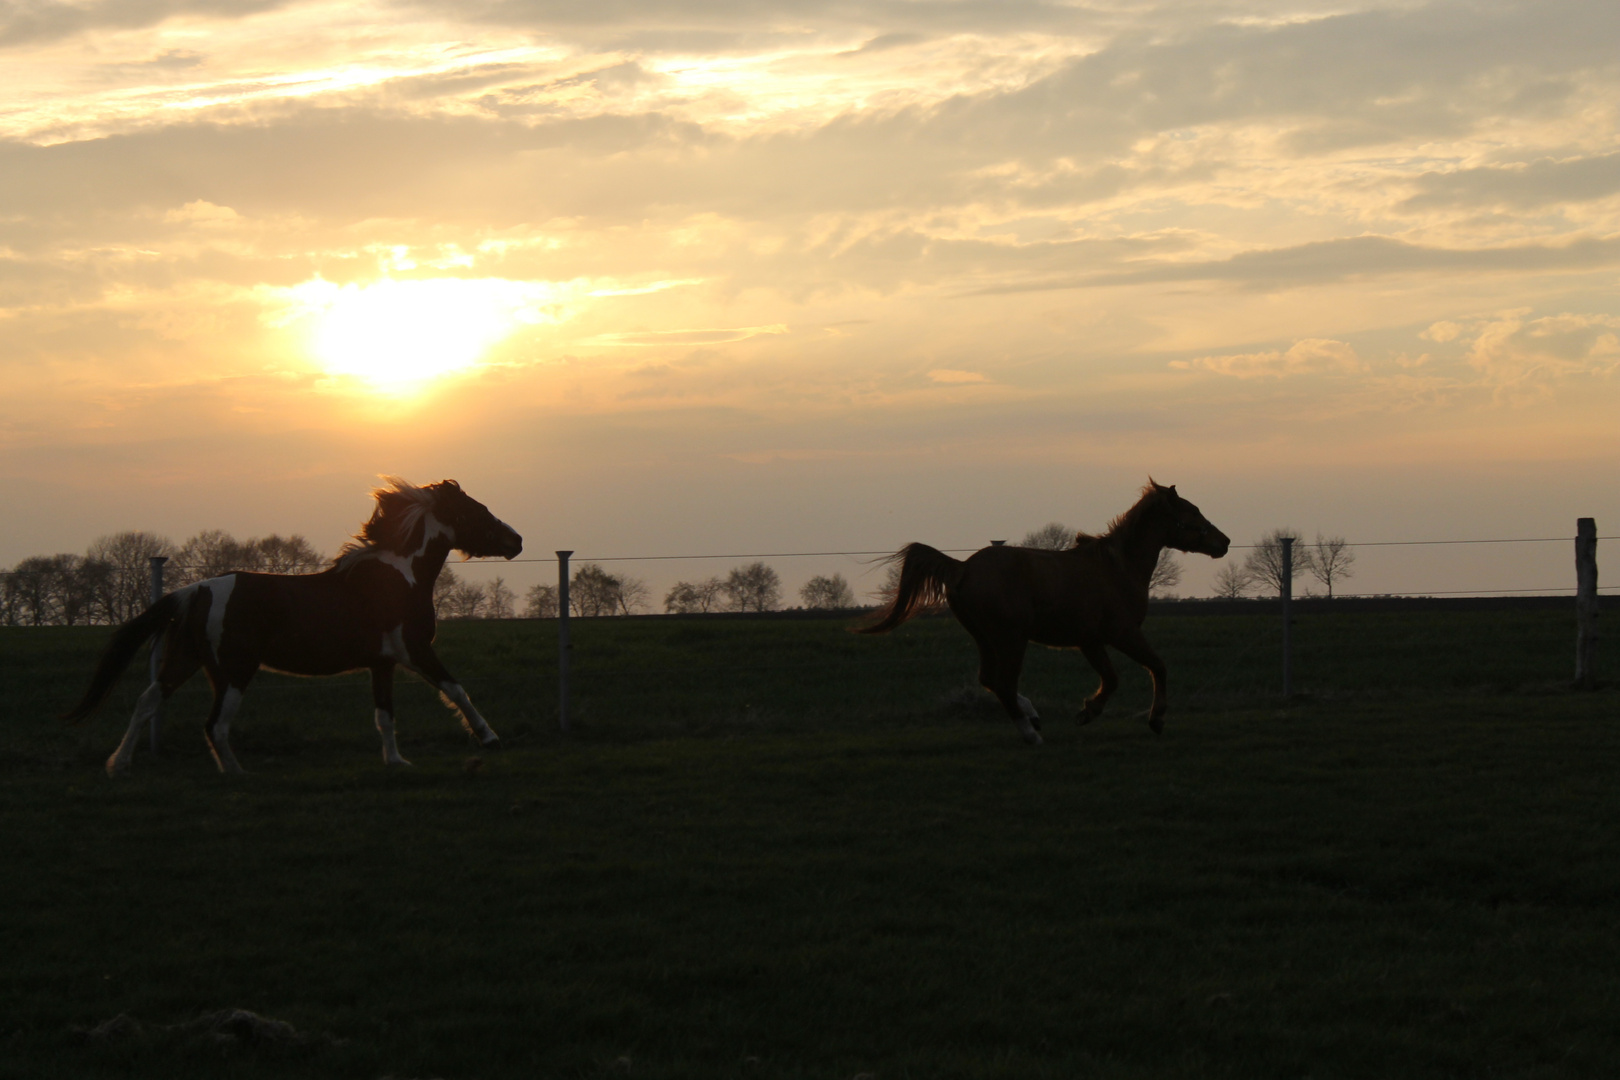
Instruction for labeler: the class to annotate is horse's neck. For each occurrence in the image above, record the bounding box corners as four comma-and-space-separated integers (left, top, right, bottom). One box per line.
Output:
1106, 516, 1167, 587
413, 538, 453, 592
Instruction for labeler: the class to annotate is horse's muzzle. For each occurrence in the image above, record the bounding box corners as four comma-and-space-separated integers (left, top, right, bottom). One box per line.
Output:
499, 528, 524, 560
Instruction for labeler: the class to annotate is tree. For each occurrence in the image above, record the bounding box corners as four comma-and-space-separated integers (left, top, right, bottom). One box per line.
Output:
615, 576, 651, 615
665, 577, 724, 614
172, 529, 255, 587
86, 531, 176, 622
1241, 529, 1303, 598
484, 577, 516, 619
1211, 563, 1255, 599
571, 563, 624, 616
1149, 550, 1183, 597
723, 562, 781, 612
1302, 533, 1356, 599
800, 572, 855, 609
1019, 522, 1076, 550
253, 534, 326, 574
524, 583, 559, 619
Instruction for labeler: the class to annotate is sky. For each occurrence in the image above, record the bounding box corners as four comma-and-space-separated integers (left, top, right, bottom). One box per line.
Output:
2, 0, 1616, 602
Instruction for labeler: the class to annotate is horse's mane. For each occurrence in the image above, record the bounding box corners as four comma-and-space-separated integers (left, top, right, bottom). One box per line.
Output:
1080, 481, 1170, 546
334, 476, 437, 565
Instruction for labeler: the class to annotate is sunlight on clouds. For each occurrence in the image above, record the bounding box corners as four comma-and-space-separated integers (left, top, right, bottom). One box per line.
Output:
1172, 339, 1364, 378
274, 277, 566, 392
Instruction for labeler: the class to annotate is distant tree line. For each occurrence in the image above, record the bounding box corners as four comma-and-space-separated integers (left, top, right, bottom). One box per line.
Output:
1212, 531, 1356, 599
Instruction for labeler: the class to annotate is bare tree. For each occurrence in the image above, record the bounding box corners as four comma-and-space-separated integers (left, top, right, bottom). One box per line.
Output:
800, 572, 855, 609
869, 560, 904, 605
1303, 533, 1356, 599
723, 562, 781, 612
484, 577, 517, 619
1242, 529, 1304, 598
253, 534, 326, 574
571, 563, 625, 616
9, 555, 64, 625
524, 583, 559, 619
665, 577, 725, 614
86, 531, 176, 622
1149, 550, 1183, 597
1211, 563, 1255, 599
172, 529, 256, 587
1019, 522, 1076, 550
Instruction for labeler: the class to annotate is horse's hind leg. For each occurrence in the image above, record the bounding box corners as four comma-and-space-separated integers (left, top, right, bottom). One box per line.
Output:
202, 673, 253, 774
976, 637, 1042, 745
1111, 628, 1169, 734
1077, 642, 1119, 725
106, 651, 199, 778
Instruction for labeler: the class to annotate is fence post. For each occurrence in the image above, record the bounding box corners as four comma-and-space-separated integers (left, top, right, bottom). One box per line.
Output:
147, 556, 168, 752
1575, 518, 1598, 690
1281, 536, 1294, 699
556, 551, 573, 732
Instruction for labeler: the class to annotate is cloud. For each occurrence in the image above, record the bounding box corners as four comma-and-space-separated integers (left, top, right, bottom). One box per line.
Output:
1173, 338, 1363, 378
1399, 151, 1620, 212
1465, 312, 1620, 403
927, 368, 988, 383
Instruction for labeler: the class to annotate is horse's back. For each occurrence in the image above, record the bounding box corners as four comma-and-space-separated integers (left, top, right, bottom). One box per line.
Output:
951, 543, 1141, 647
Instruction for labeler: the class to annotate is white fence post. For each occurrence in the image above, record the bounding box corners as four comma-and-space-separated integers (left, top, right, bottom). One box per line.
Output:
557, 551, 573, 732
1575, 518, 1598, 690
147, 555, 167, 752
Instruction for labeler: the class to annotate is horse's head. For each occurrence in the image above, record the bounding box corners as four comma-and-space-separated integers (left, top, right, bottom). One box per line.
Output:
1150, 481, 1230, 559
430, 480, 524, 560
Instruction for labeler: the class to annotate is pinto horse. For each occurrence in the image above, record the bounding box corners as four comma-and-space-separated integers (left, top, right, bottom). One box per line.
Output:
859, 481, 1229, 744
65, 477, 523, 776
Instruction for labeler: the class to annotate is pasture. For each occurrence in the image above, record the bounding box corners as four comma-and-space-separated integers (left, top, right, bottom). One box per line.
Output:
1, 606, 1616, 1079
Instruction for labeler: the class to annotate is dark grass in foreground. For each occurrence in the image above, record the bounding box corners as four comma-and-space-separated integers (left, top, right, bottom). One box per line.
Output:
0, 609, 1615, 1079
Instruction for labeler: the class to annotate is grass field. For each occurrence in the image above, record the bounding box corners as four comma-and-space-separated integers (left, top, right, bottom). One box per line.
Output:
1, 607, 1616, 1079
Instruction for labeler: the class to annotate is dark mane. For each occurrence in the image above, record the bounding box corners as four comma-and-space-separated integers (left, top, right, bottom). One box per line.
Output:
335, 476, 436, 564
1081, 481, 1168, 544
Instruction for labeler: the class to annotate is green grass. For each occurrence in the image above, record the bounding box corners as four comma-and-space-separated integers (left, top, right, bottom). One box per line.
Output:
0, 609, 1615, 1079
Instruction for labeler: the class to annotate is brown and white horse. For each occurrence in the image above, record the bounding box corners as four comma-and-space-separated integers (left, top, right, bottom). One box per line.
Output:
65, 477, 523, 776
859, 481, 1229, 743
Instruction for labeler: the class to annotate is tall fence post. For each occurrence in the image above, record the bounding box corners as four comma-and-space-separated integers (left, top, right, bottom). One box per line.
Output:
1575, 518, 1598, 690
147, 556, 168, 752
1281, 536, 1294, 699
556, 551, 573, 732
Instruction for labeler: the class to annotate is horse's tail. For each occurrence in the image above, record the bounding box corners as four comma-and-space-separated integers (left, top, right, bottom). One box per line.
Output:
856, 543, 964, 634
61, 592, 182, 724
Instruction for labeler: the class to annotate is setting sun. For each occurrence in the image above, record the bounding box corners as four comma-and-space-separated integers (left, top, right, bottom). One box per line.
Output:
287, 277, 551, 390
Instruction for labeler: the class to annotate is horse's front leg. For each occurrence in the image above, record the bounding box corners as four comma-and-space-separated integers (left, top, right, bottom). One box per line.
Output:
1076, 642, 1118, 725
1111, 629, 1168, 734
370, 663, 411, 766
406, 646, 501, 749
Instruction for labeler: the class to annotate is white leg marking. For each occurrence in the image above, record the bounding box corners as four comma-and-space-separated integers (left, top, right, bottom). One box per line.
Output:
439, 681, 500, 746
1016, 694, 1044, 746
208, 686, 246, 774
375, 708, 412, 766
107, 681, 163, 778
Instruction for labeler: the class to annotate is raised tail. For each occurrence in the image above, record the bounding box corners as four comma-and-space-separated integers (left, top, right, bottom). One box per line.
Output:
61, 592, 182, 723
856, 543, 964, 634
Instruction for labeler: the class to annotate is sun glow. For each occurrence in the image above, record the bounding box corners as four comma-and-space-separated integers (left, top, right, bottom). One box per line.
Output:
286, 277, 558, 390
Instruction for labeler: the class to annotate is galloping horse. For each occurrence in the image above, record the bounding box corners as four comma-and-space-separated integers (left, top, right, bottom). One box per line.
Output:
859, 481, 1229, 744
65, 477, 523, 776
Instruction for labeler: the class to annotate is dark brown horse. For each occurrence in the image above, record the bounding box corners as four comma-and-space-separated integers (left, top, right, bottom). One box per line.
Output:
65, 477, 522, 776
859, 481, 1228, 743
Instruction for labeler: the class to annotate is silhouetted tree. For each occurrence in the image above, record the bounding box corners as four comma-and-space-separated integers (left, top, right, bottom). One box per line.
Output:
484, 577, 516, 619
1242, 529, 1303, 598
665, 577, 725, 614
86, 531, 176, 622
1302, 533, 1356, 598
253, 534, 326, 574
1019, 522, 1076, 550
723, 562, 781, 612
1211, 563, 1255, 599
524, 583, 559, 619
800, 572, 855, 609
571, 563, 624, 616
